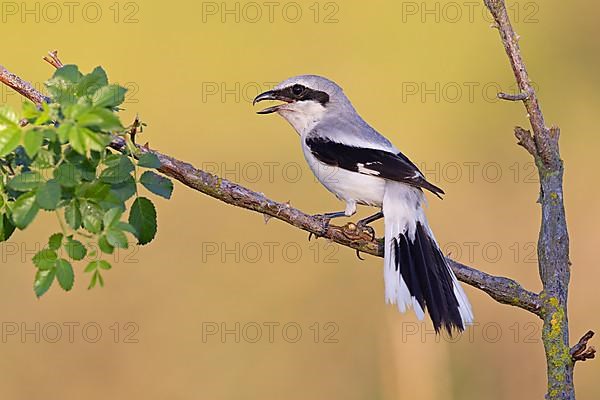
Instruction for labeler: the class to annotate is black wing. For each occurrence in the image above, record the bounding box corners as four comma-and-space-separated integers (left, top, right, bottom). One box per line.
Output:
306, 136, 444, 198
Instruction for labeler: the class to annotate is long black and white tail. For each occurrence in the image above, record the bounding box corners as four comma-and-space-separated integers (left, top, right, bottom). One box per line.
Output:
382, 182, 473, 334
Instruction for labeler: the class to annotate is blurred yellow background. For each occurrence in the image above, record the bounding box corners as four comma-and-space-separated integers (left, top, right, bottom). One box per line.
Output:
0, 0, 598, 398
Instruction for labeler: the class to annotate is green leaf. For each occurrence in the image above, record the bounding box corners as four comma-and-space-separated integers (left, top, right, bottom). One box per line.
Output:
48, 233, 63, 250
57, 122, 75, 143
76, 182, 110, 201
54, 163, 82, 187
76, 66, 108, 97
100, 155, 134, 184
128, 197, 157, 245
56, 259, 74, 291
69, 126, 111, 154
32, 148, 56, 169
0, 214, 16, 242
0, 127, 22, 157
92, 84, 127, 108
88, 270, 98, 289
7, 171, 43, 191
45, 65, 83, 105
23, 129, 44, 157
98, 235, 114, 254
110, 175, 137, 202
106, 228, 128, 249
36, 179, 62, 210
11, 192, 40, 229
0, 106, 19, 129
85, 260, 111, 272
32, 249, 58, 270
65, 200, 82, 229
64, 237, 87, 261
80, 201, 103, 233
103, 207, 123, 227
52, 65, 83, 84
98, 260, 111, 270
116, 221, 137, 235
34, 268, 56, 297
78, 108, 123, 130
138, 153, 161, 169
140, 171, 173, 199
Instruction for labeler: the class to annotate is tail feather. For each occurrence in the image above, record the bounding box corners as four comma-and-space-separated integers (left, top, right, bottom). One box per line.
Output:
383, 183, 473, 335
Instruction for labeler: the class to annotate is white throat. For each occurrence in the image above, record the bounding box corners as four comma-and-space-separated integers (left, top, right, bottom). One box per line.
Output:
277, 101, 326, 136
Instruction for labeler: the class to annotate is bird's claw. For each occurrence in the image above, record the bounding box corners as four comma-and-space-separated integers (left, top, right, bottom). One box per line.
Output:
355, 249, 365, 260
357, 223, 376, 241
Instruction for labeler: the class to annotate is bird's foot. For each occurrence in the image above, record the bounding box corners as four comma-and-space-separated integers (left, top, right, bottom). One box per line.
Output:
341, 221, 377, 242
308, 214, 332, 241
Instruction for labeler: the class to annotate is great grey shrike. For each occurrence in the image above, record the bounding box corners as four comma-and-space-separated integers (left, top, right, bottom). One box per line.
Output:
253, 75, 473, 334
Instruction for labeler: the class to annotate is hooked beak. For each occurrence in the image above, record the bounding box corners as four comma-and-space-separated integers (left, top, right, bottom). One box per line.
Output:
253, 89, 294, 114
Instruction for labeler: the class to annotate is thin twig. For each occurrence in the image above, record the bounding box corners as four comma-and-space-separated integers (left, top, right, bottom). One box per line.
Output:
498, 92, 529, 101
42, 50, 64, 69
570, 331, 596, 362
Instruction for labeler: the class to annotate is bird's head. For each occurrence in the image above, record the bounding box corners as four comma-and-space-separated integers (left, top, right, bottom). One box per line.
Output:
253, 75, 351, 135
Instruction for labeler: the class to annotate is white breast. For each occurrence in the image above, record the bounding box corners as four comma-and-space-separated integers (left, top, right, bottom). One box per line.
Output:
301, 142, 385, 207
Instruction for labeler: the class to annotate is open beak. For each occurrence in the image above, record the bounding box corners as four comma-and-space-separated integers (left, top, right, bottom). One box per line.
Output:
253, 89, 294, 114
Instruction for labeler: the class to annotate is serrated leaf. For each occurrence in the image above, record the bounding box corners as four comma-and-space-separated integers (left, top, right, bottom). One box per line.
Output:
65, 200, 82, 229
0, 106, 19, 129
0, 214, 16, 242
128, 197, 157, 245
139, 171, 173, 199
23, 129, 44, 157
80, 201, 103, 233
34, 268, 56, 297
56, 259, 74, 291
0, 127, 22, 157
103, 207, 123, 227
98, 235, 114, 254
52, 65, 83, 84
57, 122, 75, 143
78, 108, 123, 130
36, 180, 62, 210
45, 65, 82, 106
7, 171, 43, 191
92, 84, 127, 108
11, 192, 39, 229
106, 228, 128, 249
54, 163, 82, 187
32, 148, 55, 169
100, 155, 134, 184
69, 126, 111, 155
48, 233, 63, 250
137, 153, 161, 169
77, 66, 108, 97
110, 175, 137, 202
116, 221, 137, 235
32, 249, 58, 270
76, 182, 110, 201
88, 270, 98, 289
64, 237, 87, 261
85, 260, 111, 273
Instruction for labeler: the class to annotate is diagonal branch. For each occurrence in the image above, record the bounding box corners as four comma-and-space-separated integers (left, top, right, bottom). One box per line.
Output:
0, 60, 542, 317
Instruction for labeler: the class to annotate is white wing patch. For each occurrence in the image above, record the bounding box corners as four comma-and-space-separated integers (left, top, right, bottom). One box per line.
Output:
357, 162, 382, 176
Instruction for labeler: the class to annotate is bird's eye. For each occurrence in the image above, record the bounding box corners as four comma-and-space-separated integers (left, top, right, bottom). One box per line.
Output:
291, 84, 305, 96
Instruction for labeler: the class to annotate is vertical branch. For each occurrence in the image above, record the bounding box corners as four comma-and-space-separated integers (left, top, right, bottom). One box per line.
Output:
483, 0, 577, 399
